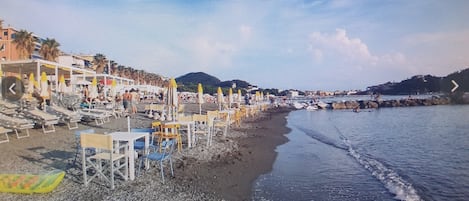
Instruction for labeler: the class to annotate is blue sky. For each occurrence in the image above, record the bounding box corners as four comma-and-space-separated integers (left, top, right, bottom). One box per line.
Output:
1, 0, 469, 90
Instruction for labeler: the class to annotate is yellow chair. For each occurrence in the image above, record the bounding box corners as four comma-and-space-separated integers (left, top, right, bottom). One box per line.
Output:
158, 123, 182, 152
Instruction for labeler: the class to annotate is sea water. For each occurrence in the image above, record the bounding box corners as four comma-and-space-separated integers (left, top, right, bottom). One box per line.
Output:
253, 105, 469, 201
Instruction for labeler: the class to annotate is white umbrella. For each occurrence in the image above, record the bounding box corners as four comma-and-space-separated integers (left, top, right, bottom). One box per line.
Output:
198, 83, 204, 114
217, 87, 224, 111
39, 72, 49, 98
27, 73, 35, 97
166, 78, 178, 121
89, 77, 98, 99
57, 75, 66, 93
110, 79, 117, 98
228, 88, 233, 109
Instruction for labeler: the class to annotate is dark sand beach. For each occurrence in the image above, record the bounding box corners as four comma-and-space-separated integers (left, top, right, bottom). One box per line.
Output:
0, 103, 292, 201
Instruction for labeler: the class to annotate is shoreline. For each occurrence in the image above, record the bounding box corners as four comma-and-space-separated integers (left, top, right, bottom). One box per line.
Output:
175, 107, 292, 200
0, 103, 293, 201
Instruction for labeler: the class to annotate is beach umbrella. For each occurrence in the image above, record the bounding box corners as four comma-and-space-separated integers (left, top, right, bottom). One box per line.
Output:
166, 78, 178, 121
238, 89, 242, 104
27, 73, 35, 97
217, 87, 224, 110
39, 72, 49, 99
261, 91, 264, 102
39, 72, 49, 109
197, 83, 204, 114
89, 77, 98, 99
228, 88, 233, 109
57, 75, 66, 94
110, 79, 117, 98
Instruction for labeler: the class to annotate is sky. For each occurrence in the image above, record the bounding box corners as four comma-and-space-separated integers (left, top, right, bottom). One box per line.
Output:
1, 0, 469, 91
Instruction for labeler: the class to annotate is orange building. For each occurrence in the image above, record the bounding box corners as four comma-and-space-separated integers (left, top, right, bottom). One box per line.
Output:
0, 26, 44, 61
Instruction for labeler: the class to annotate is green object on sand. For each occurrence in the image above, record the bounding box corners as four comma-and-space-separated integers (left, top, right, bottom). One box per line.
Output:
0, 170, 65, 194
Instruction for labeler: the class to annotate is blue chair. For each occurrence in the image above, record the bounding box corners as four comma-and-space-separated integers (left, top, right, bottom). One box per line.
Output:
138, 139, 175, 183
130, 128, 157, 152
71, 128, 95, 167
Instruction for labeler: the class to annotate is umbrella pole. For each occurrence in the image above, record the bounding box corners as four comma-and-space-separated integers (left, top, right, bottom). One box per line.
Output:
199, 103, 202, 114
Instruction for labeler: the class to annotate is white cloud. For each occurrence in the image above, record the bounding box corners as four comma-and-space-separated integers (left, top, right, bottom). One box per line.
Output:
309, 28, 406, 67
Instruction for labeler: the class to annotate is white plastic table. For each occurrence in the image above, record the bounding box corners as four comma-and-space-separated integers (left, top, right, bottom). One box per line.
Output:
110, 131, 149, 180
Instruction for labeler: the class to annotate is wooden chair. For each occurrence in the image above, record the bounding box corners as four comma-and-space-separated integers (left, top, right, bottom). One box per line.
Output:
158, 123, 182, 152
81, 133, 128, 189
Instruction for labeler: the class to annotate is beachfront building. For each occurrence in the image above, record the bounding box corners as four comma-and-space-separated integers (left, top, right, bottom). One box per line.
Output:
57, 54, 93, 70
0, 26, 44, 61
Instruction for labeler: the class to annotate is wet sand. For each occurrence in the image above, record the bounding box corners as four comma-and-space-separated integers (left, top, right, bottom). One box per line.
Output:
0, 103, 292, 201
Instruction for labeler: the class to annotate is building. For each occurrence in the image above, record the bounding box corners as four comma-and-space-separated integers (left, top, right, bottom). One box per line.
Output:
0, 26, 44, 61
57, 54, 93, 69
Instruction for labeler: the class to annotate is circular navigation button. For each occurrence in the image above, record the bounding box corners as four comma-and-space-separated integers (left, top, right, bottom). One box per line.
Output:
1, 76, 25, 101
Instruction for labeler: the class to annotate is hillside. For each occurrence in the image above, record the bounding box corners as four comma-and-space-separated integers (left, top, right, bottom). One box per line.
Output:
365, 68, 469, 95
175, 72, 253, 94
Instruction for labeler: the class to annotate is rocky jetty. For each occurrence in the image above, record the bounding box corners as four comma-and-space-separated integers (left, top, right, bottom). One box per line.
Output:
329, 96, 453, 110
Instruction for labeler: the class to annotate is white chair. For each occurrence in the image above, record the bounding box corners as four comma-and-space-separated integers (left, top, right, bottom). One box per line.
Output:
81, 133, 128, 189
192, 114, 212, 147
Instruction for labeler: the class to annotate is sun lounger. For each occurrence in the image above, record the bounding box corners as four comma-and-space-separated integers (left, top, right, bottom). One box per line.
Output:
46, 105, 82, 130
0, 113, 34, 139
0, 99, 19, 115
0, 127, 13, 143
79, 109, 112, 125
23, 109, 60, 134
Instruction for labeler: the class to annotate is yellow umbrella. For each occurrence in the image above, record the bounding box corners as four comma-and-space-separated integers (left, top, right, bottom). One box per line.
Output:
261, 91, 264, 101
89, 77, 98, 99
228, 88, 233, 109
238, 89, 242, 104
197, 83, 204, 114
217, 87, 224, 110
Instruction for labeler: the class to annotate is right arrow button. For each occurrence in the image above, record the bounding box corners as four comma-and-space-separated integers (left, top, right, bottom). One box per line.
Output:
451, 80, 459, 92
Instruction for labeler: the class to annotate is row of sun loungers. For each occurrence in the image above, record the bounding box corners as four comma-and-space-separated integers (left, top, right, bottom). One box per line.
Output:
22, 109, 60, 134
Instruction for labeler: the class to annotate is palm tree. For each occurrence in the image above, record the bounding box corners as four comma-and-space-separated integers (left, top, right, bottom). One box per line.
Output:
13, 30, 36, 59
0, 18, 3, 30
39, 38, 61, 61
110, 60, 118, 76
93, 53, 107, 74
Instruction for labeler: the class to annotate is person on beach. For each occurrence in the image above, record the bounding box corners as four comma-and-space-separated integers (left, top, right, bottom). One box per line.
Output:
130, 89, 139, 114
123, 90, 131, 113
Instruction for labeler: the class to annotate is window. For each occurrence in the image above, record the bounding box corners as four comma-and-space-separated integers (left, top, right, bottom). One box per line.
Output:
11, 33, 16, 39
3, 31, 7, 36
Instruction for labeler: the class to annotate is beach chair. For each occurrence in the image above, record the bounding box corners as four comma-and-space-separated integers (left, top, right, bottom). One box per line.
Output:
138, 139, 175, 183
0, 113, 34, 139
24, 109, 60, 134
81, 133, 128, 189
46, 105, 82, 130
70, 129, 95, 167
0, 127, 13, 143
158, 123, 182, 152
192, 114, 212, 147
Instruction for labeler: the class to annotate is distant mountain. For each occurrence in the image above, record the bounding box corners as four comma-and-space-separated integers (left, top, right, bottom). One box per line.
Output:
364, 68, 469, 95
175, 72, 253, 94
176, 72, 221, 86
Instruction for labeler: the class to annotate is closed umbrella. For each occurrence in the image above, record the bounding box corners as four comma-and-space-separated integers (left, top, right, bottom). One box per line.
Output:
89, 77, 98, 99
228, 88, 233, 109
58, 75, 66, 93
39, 72, 49, 109
197, 83, 204, 114
217, 87, 224, 110
238, 89, 242, 105
27, 73, 35, 98
110, 79, 117, 98
167, 78, 178, 121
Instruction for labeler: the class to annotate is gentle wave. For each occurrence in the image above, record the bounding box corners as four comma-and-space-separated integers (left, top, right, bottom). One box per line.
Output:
297, 126, 423, 201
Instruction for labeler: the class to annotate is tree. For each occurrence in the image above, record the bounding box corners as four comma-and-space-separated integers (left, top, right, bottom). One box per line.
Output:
39, 38, 60, 61
13, 30, 36, 59
0, 18, 3, 30
93, 53, 107, 74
